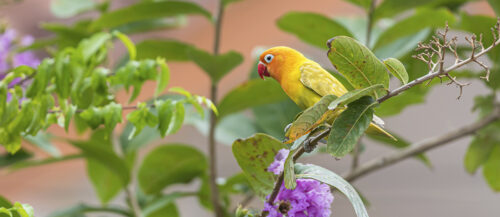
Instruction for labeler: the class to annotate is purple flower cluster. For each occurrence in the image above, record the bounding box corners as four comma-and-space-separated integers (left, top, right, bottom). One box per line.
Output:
264, 149, 334, 217
0, 28, 40, 100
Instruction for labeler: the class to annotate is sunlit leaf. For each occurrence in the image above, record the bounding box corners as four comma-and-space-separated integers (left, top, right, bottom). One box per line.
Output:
383, 58, 409, 85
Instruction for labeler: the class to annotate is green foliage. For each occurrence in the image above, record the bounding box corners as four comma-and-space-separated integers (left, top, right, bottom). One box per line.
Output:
0, 202, 34, 217
343, 0, 371, 10
285, 95, 337, 143
327, 96, 375, 157
50, 0, 97, 18
232, 134, 286, 198
188, 48, 243, 83
136, 40, 196, 61
142, 194, 180, 217
373, 8, 456, 49
327, 36, 389, 98
294, 163, 368, 217
488, 0, 500, 16
383, 58, 409, 85
328, 84, 385, 110
86, 158, 123, 204
277, 12, 353, 48
483, 144, 500, 191
138, 144, 207, 194
218, 79, 288, 118
283, 150, 296, 189
90, 1, 211, 30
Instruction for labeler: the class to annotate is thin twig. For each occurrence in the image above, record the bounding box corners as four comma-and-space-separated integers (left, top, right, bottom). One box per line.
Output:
365, 0, 377, 47
351, 139, 361, 172
343, 105, 500, 182
208, 1, 225, 217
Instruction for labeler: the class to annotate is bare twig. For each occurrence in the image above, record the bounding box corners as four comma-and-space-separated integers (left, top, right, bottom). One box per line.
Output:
344, 105, 500, 182
379, 19, 500, 103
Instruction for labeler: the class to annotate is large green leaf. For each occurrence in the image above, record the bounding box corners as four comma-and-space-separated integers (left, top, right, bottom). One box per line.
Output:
50, 0, 96, 18
294, 163, 368, 217
218, 79, 288, 118
383, 58, 409, 85
277, 12, 353, 49
366, 131, 431, 167
373, 0, 470, 20
113, 17, 187, 35
70, 130, 130, 185
136, 40, 196, 61
7, 154, 82, 172
343, 0, 371, 10
464, 136, 496, 174
483, 144, 500, 191
143, 194, 180, 217
285, 95, 337, 143
86, 159, 123, 204
373, 8, 455, 49
188, 49, 243, 83
232, 134, 286, 198
327, 96, 375, 157
91, 1, 211, 30
374, 28, 431, 59
327, 36, 389, 98
0, 195, 11, 208
253, 100, 302, 141
0, 149, 32, 168
138, 144, 207, 194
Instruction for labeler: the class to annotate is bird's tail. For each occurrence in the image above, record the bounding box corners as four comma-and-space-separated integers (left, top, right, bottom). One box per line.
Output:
366, 122, 397, 141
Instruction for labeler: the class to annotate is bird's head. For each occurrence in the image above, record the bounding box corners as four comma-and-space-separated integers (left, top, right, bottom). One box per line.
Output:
258, 46, 304, 81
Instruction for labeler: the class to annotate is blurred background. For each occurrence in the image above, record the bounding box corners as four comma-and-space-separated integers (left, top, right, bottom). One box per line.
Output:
0, 0, 499, 216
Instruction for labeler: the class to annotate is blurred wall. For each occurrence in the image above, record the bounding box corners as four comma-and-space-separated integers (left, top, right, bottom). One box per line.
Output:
0, 0, 499, 217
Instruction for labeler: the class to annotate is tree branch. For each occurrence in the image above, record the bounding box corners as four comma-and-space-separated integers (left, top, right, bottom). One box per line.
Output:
343, 105, 500, 182
208, 1, 225, 217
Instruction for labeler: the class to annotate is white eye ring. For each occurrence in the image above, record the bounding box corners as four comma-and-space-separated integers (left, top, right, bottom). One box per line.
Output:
264, 54, 274, 63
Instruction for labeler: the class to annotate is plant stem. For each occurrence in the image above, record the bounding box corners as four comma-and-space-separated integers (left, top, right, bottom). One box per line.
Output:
126, 187, 143, 217
350, 140, 361, 172
344, 105, 500, 181
365, 0, 377, 47
208, 1, 225, 217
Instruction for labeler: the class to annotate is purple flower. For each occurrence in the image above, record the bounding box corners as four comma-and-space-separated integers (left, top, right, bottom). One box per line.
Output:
267, 149, 290, 175
263, 149, 334, 217
0, 28, 40, 101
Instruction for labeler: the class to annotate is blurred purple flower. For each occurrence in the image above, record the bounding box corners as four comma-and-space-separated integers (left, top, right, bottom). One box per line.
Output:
267, 148, 290, 175
0, 28, 40, 101
263, 149, 334, 217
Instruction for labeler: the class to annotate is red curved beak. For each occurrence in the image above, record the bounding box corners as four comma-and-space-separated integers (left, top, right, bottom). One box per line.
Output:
258, 62, 270, 79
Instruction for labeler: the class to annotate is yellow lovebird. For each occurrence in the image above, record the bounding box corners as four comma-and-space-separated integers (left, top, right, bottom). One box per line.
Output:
257, 46, 394, 140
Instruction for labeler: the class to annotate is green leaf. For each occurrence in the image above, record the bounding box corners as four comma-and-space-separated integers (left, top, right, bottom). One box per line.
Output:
277, 12, 353, 49
473, 94, 495, 119
483, 144, 500, 191
374, 8, 455, 49
113, 31, 137, 60
155, 59, 170, 97
13, 202, 34, 217
156, 99, 175, 137
488, 0, 500, 16
253, 100, 302, 141
138, 144, 207, 194
294, 163, 368, 217
283, 150, 296, 189
143, 194, 180, 217
285, 95, 338, 143
374, 28, 431, 59
0, 149, 32, 168
383, 58, 409, 84
373, 0, 469, 20
78, 32, 112, 63
103, 102, 123, 135
232, 133, 286, 198
70, 130, 130, 185
126, 103, 158, 139
7, 154, 83, 172
218, 79, 288, 118
327, 96, 375, 157
167, 102, 185, 135
86, 159, 124, 204
50, 0, 96, 18
465, 136, 496, 174
366, 131, 432, 168
0, 197, 11, 210
327, 36, 389, 98
188, 49, 243, 83
344, 0, 371, 9
136, 40, 196, 61
328, 84, 385, 110
91, 1, 211, 30
23, 132, 60, 157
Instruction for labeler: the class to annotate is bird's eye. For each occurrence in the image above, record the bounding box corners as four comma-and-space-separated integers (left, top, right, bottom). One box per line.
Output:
264, 54, 274, 63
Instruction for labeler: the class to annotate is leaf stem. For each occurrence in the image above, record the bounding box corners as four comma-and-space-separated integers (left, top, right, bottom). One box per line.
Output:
208, 1, 225, 217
